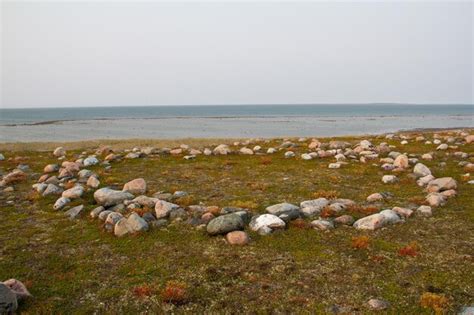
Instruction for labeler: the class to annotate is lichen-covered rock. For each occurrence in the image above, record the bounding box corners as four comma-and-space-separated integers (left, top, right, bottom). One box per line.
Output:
53, 146, 66, 157
94, 188, 134, 207
382, 175, 398, 184
213, 144, 231, 155
62, 185, 84, 199
65, 205, 84, 219
300, 198, 329, 217
310, 219, 334, 230
206, 213, 244, 235
0, 283, 17, 313
353, 210, 402, 230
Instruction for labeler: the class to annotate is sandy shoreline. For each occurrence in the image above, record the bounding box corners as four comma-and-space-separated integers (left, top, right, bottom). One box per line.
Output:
1, 127, 472, 152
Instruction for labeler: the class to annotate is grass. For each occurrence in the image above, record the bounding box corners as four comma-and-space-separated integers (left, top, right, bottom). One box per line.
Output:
0, 130, 473, 313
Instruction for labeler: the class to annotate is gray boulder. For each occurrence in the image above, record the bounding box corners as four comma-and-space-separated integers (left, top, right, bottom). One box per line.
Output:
65, 205, 84, 219
206, 213, 244, 235
0, 283, 17, 313
93, 188, 134, 207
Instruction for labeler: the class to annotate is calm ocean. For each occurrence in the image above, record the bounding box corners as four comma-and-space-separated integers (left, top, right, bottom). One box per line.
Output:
0, 104, 472, 142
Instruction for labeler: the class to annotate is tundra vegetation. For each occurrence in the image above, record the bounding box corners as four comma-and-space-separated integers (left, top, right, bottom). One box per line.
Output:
0, 130, 473, 313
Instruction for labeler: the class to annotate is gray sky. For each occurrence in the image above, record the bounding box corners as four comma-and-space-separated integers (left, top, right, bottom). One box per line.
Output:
1, 1, 473, 108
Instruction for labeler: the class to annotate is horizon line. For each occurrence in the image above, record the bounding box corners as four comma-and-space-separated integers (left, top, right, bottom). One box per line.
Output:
2, 102, 473, 110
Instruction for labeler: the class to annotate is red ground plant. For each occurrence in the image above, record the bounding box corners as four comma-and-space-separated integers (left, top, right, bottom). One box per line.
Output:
398, 241, 419, 257
161, 281, 189, 305
351, 235, 370, 249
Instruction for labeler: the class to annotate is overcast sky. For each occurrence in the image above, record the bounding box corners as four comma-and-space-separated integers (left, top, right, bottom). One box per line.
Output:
1, 1, 472, 108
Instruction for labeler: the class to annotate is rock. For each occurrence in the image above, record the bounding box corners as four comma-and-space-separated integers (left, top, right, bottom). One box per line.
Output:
0, 283, 18, 313
0, 170, 27, 186
132, 195, 158, 208
173, 191, 188, 198
87, 175, 100, 188
465, 135, 474, 144
114, 218, 132, 237
392, 206, 413, 218
300, 198, 329, 217
367, 193, 384, 202
94, 188, 134, 207
105, 153, 118, 161
334, 215, 354, 226
62, 185, 84, 199
169, 208, 187, 221
98, 210, 113, 221
441, 189, 457, 198
240, 147, 254, 155
183, 155, 196, 160
249, 214, 286, 232
65, 205, 84, 219
42, 184, 63, 196
382, 175, 398, 184
206, 213, 244, 235
155, 200, 181, 219
127, 212, 149, 232
329, 141, 349, 149
90, 206, 105, 218
170, 148, 183, 155
413, 163, 431, 177
32, 183, 48, 194
310, 219, 334, 230
77, 169, 93, 179
308, 140, 321, 149
426, 193, 446, 207
301, 153, 312, 160
427, 177, 457, 192
53, 146, 66, 157
83, 156, 99, 166
267, 148, 277, 154
3, 279, 31, 300
0, 153, 4, 161
53, 197, 70, 210
417, 175, 435, 186
416, 205, 432, 217
328, 163, 341, 169
123, 178, 147, 195
368, 298, 390, 310
266, 202, 300, 219
125, 152, 141, 159
225, 231, 250, 245
213, 144, 231, 155
393, 154, 409, 168
43, 164, 59, 173
201, 212, 215, 224
105, 212, 123, 226
284, 151, 295, 158
203, 148, 212, 155
354, 213, 385, 230
421, 153, 433, 160
436, 143, 448, 150
353, 210, 401, 230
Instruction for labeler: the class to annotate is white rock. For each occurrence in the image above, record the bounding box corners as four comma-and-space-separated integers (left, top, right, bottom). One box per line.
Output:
301, 153, 312, 160
249, 214, 286, 232
240, 147, 254, 155
421, 153, 433, 160
382, 175, 398, 184
436, 143, 448, 150
328, 163, 341, 169
87, 175, 100, 188
367, 193, 383, 202
417, 175, 435, 187
413, 163, 431, 177
267, 148, 277, 154
127, 212, 149, 232
392, 206, 413, 218
213, 144, 231, 155
284, 151, 295, 158
83, 156, 99, 166
93, 188, 134, 207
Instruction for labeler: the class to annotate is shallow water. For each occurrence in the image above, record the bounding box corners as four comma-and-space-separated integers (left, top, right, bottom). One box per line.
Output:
1, 104, 473, 142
